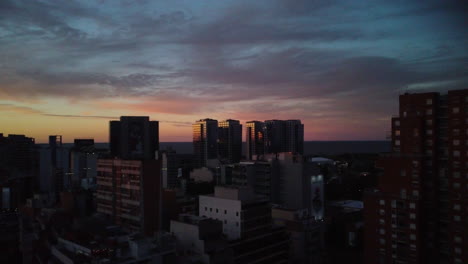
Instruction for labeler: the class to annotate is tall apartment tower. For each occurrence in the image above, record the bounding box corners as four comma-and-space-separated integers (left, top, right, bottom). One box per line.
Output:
263, 120, 304, 155
245, 121, 264, 160
193, 118, 218, 168
110, 116, 159, 160
285, 120, 304, 155
364, 89, 468, 264
218, 119, 242, 163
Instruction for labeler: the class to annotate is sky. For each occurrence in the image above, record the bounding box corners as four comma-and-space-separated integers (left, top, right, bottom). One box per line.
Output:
0, 0, 467, 143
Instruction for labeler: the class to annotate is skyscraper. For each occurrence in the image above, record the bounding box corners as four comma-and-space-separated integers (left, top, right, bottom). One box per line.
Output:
109, 116, 159, 160
193, 118, 218, 168
263, 120, 304, 155
245, 121, 264, 160
364, 89, 468, 264
218, 119, 242, 163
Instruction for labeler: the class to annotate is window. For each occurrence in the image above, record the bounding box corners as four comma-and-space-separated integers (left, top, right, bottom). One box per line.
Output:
210, 208, 212, 212
379, 219, 385, 225
453, 129, 460, 136
426, 109, 432, 115
454, 215, 461, 221
427, 129, 433, 135
216, 209, 218, 213
453, 151, 460, 157
400, 170, 406, 177
454, 140, 460, 146
379, 209, 385, 215
410, 234, 416, 240
455, 248, 462, 254
379, 229, 385, 235
454, 172, 460, 178
224, 220, 227, 224
395, 140, 400, 146
453, 183, 460, 188
426, 140, 433, 146
412, 190, 419, 197
454, 236, 462, 243
205, 207, 207, 211
236, 212, 239, 216
379, 239, 386, 245
236, 222, 239, 227
401, 189, 407, 199
410, 224, 416, 230
426, 99, 432, 105
454, 204, 461, 210
395, 130, 400, 136
380, 200, 385, 205
394, 120, 400, 126
410, 203, 416, 209
224, 210, 227, 214
426, 119, 432, 125
453, 107, 460, 114
410, 213, 416, 219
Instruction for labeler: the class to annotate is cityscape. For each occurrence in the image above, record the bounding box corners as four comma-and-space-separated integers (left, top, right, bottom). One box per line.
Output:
1, 1, 467, 264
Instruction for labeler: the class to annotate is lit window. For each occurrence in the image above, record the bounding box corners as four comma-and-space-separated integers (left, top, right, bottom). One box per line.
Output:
394, 120, 400, 126
380, 209, 385, 215
379, 229, 385, 235
379, 219, 385, 224
395, 130, 400, 136
395, 140, 400, 146
379, 239, 386, 245
410, 234, 416, 240
453, 107, 460, 114
410, 203, 416, 209
379, 200, 385, 205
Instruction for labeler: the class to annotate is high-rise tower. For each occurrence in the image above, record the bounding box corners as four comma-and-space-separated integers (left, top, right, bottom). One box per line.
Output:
193, 118, 218, 167
245, 121, 264, 160
218, 119, 242, 163
364, 89, 468, 264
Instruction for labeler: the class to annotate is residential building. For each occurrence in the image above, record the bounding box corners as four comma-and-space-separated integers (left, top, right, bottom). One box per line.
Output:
245, 121, 264, 160
96, 159, 161, 235
171, 214, 234, 264
364, 89, 468, 264
199, 186, 289, 264
218, 119, 242, 163
193, 118, 218, 168
110, 116, 159, 160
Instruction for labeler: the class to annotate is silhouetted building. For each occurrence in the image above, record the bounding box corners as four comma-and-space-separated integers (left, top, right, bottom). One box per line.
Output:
245, 121, 264, 160
218, 119, 242, 163
69, 139, 98, 190
110, 116, 159, 160
96, 159, 162, 236
162, 148, 178, 189
193, 118, 218, 168
364, 89, 468, 264
0, 134, 36, 209
38, 135, 69, 196
263, 120, 304, 155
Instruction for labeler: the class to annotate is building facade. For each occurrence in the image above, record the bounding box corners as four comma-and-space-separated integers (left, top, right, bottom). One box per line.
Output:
245, 121, 264, 160
110, 116, 159, 160
364, 89, 468, 264
96, 159, 161, 235
193, 118, 218, 168
218, 119, 242, 163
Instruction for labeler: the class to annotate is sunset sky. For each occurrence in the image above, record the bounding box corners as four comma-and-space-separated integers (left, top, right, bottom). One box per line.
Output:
0, 0, 467, 143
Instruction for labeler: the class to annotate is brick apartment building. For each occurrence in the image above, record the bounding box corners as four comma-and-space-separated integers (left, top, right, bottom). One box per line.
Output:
364, 89, 468, 264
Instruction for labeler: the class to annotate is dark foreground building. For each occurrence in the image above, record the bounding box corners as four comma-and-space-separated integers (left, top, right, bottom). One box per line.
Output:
364, 89, 468, 264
